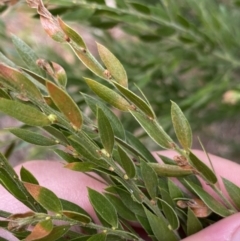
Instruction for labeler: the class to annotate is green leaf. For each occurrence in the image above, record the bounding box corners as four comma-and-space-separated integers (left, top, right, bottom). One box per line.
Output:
129, 2, 150, 14
130, 111, 173, 149
54, 149, 79, 163
82, 94, 125, 140
33, 226, 70, 241
158, 198, 179, 230
168, 179, 184, 199
20, 166, 39, 185
46, 81, 82, 130
187, 207, 203, 236
24, 182, 62, 213
87, 233, 106, 241
62, 211, 91, 223
149, 163, 193, 177
0, 167, 26, 200
84, 78, 132, 111
0, 99, 50, 126
186, 180, 232, 217
64, 162, 96, 172
88, 188, 118, 228
12, 35, 42, 75
171, 101, 192, 150
140, 160, 158, 199
68, 136, 102, 164
135, 215, 153, 235
8, 128, 57, 146
117, 145, 136, 179
97, 43, 128, 87
43, 126, 69, 145
60, 198, 92, 218
115, 188, 145, 216
58, 18, 86, 49
145, 208, 178, 241
114, 81, 155, 118
222, 178, 240, 210
57, 18, 105, 79
0, 63, 43, 101
105, 193, 137, 221
97, 107, 114, 156
25, 219, 53, 241
189, 151, 217, 184
126, 132, 156, 163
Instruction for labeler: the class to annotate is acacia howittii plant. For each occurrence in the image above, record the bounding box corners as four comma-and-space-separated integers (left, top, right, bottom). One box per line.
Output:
0, 1, 240, 240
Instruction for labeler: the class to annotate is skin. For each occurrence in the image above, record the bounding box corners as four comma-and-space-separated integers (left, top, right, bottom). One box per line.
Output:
1, 150, 240, 241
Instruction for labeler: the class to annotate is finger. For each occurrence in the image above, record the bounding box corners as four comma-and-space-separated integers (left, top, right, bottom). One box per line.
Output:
182, 212, 240, 241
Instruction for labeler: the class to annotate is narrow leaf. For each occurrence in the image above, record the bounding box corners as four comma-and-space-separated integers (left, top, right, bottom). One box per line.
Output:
149, 163, 193, 177
105, 193, 137, 221
0, 63, 43, 101
189, 151, 217, 184
64, 162, 96, 172
140, 160, 158, 199
12, 35, 42, 75
8, 128, 57, 146
32, 226, 70, 241
84, 78, 132, 111
25, 219, 53, 241
83, 94, 125, 140
87, 233, 106, 241
46, 81, 82, 130
223, 178, 240, 210
54, 149, 79, 163
97, 107, 114, 155
24, 183, 62, 213
58, 18, 86, 48
60, 199, 94, 225
97, 43, 128, 87
114, 81, 155, 118
62, 211, 91, 223
186, 180, 231, 217
57, 18, 105, 79
168, 179, 184, 199
158, 198, 179, 230
20, 166, 39, 185
118, 145, 136, 178
130, 111, 173, 149
145, 208, 178, 241
171, 101, 192, 150
126, 131, 156, 162
187, 207, 203, 236
115, 188, 145, 216
0, 99, 50, 126
88, 188, 118, 228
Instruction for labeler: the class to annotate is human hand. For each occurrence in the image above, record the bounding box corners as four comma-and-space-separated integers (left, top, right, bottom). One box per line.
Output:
1, 150, 240, 241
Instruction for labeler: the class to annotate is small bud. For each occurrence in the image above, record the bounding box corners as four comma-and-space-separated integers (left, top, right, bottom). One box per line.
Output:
109, 166, 115, 171
101, 149, 110, 157
45, 216, 51, 220
48, 114, 58, 123
222, 90, 240, 105
123, 174, 129, 180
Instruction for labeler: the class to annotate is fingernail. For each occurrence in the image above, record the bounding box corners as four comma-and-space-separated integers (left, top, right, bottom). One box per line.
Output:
231, 226, 240, 241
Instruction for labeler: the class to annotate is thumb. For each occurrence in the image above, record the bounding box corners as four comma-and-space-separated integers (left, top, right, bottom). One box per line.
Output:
182, 213, 240, 241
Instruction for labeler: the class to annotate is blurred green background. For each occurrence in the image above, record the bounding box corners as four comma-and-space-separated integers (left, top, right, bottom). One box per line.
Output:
1, 0, 240, 164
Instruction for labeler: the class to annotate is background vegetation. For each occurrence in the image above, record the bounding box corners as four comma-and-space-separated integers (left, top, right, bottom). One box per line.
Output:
1, 0, 240, 162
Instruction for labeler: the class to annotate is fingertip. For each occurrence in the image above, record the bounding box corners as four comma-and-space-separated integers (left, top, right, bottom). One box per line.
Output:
182, 213, 240, 241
